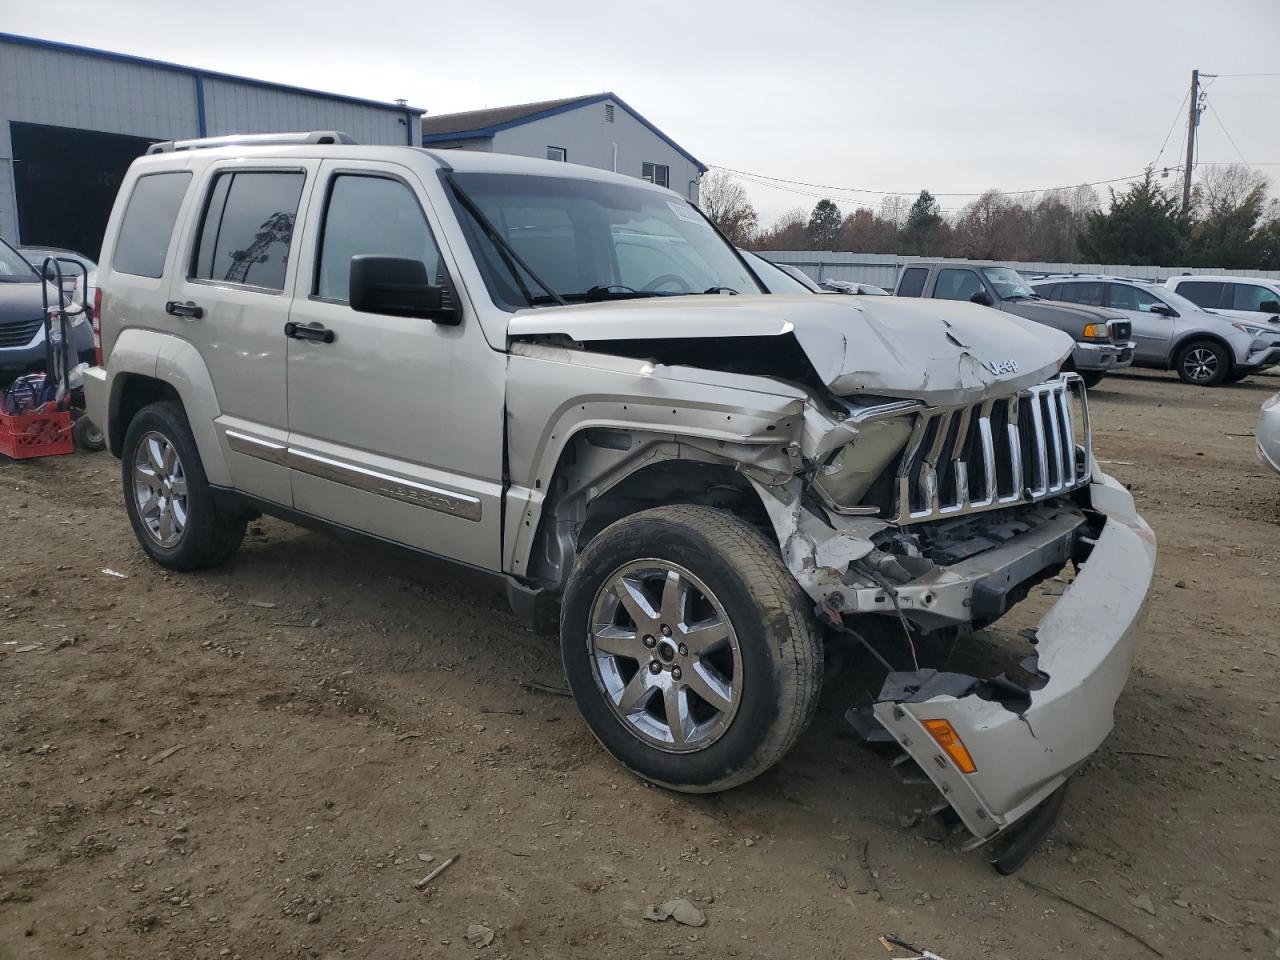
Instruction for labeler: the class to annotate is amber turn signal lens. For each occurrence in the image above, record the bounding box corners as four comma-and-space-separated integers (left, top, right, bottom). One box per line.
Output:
922, 718, 977, 773
1083, 322, 1109, 338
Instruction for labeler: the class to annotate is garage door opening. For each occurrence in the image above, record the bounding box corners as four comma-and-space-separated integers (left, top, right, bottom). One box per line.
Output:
11, 121, 156, 260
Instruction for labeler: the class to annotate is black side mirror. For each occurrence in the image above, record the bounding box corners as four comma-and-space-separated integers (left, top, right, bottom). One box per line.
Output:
349, 255, 460, 325
1259, 299, 1280, 314
969, 290, 994, 307
1148, 303, 1174, 317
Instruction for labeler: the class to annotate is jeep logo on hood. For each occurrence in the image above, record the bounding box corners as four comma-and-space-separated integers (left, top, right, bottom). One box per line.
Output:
989, 359, 1019, 375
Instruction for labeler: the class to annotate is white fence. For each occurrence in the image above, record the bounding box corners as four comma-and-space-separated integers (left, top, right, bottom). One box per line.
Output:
757, 251, 1280, 291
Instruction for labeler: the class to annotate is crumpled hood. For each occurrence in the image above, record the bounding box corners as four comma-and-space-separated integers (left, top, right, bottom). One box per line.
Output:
507, 294, 1074, 407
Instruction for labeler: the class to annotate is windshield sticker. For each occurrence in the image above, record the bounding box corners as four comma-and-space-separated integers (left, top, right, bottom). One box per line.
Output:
667, 201, 702, 224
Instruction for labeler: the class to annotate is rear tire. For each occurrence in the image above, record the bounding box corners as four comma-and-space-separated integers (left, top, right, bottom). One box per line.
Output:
1078, 369, 1106, 389
561, 505, 822, 793
121, 401, 246, 571
1174, 340, 1230, 386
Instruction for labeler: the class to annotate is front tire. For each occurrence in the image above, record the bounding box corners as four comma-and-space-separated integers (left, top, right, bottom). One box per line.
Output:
561, 505, 822, 793
121, 401, 246, 571
1078, 369, 1106, 389
1175, 340, 1231, 386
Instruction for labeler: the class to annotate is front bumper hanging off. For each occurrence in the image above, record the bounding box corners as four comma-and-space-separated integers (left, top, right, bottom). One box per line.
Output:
871, 473, 1156, 853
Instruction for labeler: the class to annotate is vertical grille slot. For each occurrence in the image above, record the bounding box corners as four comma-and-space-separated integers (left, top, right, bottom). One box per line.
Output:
891, 373, 1091, 523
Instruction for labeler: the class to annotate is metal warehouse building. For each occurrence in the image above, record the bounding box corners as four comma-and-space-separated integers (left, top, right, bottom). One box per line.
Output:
0, 33, 423, 258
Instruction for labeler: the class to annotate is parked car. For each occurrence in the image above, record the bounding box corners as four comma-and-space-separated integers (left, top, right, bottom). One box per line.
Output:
820, 278, 891, 296
1031, 275, 1280, 386
17, 245, 98, 314
1165, 275, 1280, 325
1258, 391, 1280, 476
738, 250, 822, 293
0, 236, 96, 388
894, 262, 1134, 387
85, 132, 1156, 872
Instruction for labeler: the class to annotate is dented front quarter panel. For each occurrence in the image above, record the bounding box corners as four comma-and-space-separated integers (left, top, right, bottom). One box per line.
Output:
871, 470, 1157, 842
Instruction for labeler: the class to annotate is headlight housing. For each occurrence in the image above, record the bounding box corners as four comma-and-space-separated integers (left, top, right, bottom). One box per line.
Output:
814, 417, 914, 511
1232, 322, 1273, 337
1083, 322, 1110, 339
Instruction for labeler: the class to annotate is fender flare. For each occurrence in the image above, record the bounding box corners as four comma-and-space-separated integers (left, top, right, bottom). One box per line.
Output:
107, 329, 230, 486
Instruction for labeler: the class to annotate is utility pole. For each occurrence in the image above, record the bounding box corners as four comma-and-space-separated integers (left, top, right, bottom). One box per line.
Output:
1182, 69, 1199, 213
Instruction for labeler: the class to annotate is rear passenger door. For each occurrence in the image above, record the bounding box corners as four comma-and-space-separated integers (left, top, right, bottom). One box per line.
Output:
169, 161, 319, 506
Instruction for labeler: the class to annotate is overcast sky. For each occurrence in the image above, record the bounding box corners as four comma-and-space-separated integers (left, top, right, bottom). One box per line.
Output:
7, 0, 1279, 223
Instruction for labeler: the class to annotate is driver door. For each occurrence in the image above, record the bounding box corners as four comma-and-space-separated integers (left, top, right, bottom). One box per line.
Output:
1105, 283, 1173, 364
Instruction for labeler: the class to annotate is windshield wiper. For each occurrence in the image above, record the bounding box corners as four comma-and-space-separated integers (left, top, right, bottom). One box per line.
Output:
528, 286, 669, 305
702, 286, 739, 295
447, 175, 567, 307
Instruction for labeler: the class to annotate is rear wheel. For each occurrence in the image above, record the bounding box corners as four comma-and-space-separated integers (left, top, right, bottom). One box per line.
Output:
121, 401, 246, 571
72, 415, 105, 452
1175, 340, 1230, 386
561, 505, 822, 793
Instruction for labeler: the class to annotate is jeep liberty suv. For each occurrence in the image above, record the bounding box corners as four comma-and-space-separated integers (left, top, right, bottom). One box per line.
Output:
85, 132, 1156, 871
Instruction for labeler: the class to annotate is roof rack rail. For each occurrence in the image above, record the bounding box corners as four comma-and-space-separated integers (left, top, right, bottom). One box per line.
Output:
147, 131, 357, 155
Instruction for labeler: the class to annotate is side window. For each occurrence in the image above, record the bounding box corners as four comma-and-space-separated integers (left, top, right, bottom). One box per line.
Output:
113, 172, 193, 278
934, 268, 984, 301
1032, 282, 1059, 299
191, 170, 305, 290
1109, 284, 1162, 312
1056, 282, 1104, 306
1174, 280, 1224, 309
897, 267, 927, 297
1229, 283, 1279, 312
315, 175, 443, 302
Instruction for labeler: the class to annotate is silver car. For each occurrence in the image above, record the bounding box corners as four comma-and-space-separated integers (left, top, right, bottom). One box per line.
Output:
1032, 275, 1280, 386
1259, 391, 1280, 475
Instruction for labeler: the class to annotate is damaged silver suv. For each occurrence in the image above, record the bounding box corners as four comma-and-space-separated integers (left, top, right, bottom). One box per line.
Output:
85, 133, 1156, 872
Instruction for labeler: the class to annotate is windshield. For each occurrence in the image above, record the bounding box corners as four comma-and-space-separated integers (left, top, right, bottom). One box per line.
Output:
0, 239, 39, 282
449, 173, 762, 309
1148, 284, 1204, 314
740, 251, 817, 294
982, 266, 1036, 299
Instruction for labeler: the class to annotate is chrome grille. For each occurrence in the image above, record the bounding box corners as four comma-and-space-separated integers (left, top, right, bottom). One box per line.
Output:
0, 317, 42, 348
893, 373, 1091, 523
1111, 320, 1132, 341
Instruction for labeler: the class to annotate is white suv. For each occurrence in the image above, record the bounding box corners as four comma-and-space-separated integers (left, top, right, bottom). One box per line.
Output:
1165, 275, 1280, 324
85, 132, 1156, 872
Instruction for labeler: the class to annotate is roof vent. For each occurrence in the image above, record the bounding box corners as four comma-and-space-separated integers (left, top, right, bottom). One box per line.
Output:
604, 103, 615, 123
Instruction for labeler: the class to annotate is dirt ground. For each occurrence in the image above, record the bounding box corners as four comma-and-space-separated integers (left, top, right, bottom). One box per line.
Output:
2, 367, 1278, 960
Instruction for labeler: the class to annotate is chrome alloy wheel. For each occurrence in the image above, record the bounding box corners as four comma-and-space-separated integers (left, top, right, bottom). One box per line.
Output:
1182, 347, 1220, 382
132, 431, 189, 547
588, 560, 742, 753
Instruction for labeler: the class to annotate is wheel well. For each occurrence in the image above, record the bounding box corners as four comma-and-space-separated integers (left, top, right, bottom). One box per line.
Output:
1169, 333, 1235, 369
527, 444, 775, 590
110, 375, 181, 457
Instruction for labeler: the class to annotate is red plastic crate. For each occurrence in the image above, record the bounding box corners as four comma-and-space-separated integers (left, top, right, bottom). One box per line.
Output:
0, 406, 74, 460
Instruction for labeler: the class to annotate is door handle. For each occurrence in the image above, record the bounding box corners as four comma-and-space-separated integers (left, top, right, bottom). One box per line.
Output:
284, 321, 336, 344
165, 300, 204, 319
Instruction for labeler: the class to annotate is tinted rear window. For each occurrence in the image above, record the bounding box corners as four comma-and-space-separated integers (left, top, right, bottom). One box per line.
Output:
1032, 282, 1060, 299
1175, 280, 1225, 309
1229, 282, 1280, 312
192, 171, 305, 290
897, 267, 927, 297
113, 172, 192, 278
1056, 281, 1104, 306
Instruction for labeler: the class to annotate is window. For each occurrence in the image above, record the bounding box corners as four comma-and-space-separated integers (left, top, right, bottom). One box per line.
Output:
0, 238, 39, 280
113, 172, 192, 278
1107, 283, 1164, 312
933, 268, 985, 301
546, 146, 567, 162
1229, 282, 1280, 312
642, 163, 670, 189
1032, 282, 1060, 299
1055, 281, 1104, 307
604, 103, 615, 123
896, 267, 927, 297
1174, 280, 1225, 309
192, 171, 305, 290
315, 175, 443, 302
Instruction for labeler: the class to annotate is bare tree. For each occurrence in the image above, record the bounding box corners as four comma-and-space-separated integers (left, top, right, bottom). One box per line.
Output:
755, 208, 808, 249
698, 170, 759, 247
1194, 164, 1268, 219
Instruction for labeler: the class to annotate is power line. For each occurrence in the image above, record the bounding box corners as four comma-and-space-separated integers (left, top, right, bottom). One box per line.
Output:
710, 164, 1158, 199
1210, 72, 1280, 78
1151, 87, 1191, 171
1204, 97, 1251, 166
